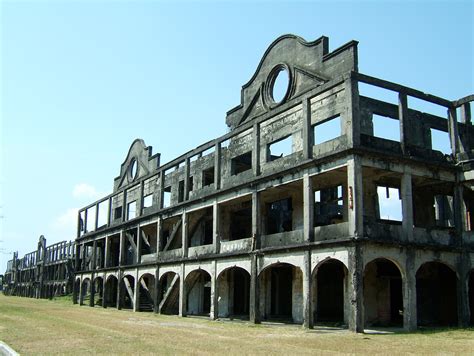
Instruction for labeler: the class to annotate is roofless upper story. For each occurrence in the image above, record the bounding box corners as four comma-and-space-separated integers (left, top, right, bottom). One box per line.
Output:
76, 34, 473, 242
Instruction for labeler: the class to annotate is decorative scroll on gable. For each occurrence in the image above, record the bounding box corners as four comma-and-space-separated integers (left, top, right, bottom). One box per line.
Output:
226, 35, 358, 130
113, 139, 160, 192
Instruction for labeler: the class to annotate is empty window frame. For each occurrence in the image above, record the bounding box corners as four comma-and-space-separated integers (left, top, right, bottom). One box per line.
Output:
266, 198, 293, 234
127, 201, 137, 220
188, 176, 194, 192
313, 115, 341, 145
143, 194, 153, 208
202, 167, 215, 187
86, 206, 96, 232
79, 211, 86, 236
377, 186, 402, 222
178, 180, 185, 203
314, 185, 344, 226
231, 152, 252, 175
163, 186, 171, 208
229, 206, 252, 240
97, 200, 109, 228
268, 136, 292, 161
373, 114, 400, 142
430, 128, 451, 155
408, 96, 448, 118
434, 195, 454, 228
114, 206, 123, 220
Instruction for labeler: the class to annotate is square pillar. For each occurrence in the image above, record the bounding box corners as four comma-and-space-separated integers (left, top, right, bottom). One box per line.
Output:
302, 250, 313, 329
252, 190, 260, 249
182, 212, 188, 258
347, 156, 363, 238
213, 200, 220, 254
179, 263, 187, 317
401, 172, 414, 242
210, 260, 218, 320
347, 244, 364, 332
403, 249, 417, 331
303, 173, 314, 242
249, 254, 260, 324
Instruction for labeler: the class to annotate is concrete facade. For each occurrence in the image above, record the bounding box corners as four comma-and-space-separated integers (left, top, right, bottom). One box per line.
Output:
3, 236, 75, 299
12, 35, 474, 331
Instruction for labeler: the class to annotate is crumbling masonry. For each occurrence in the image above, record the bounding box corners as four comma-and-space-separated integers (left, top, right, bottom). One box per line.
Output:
6, 35, 474, 331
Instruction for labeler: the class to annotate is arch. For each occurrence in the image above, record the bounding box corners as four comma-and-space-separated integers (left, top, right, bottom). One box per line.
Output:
93, 276, 104, 307
184, 265, 212, 280
416, 261, 458, 326
185, 269, 211, 316
119, 275, 135, 310
363, 258, 403, 327
158, 272, 180, 315
104, 275, 118, 308
137, 273, 156, 312
217, 267, 250, 319
258, 262, 303, 324
312, 258, 348, 324
80, 278, 91, 306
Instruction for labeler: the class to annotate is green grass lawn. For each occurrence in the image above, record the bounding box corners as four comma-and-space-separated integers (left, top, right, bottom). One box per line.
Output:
0, 294, 473, 355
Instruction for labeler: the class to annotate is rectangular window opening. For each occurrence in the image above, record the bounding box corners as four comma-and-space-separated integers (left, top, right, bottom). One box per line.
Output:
163, 186, 171, 208
314, 185, 344, 226
313, 115, 341, 145
202, 167, 215, 187
268, 136, 292, 161
373, 114, 400, 142
178, 180, 185, 203
409, 96, 448, 118
86, 206, 96, 232
377, 186, 402, 222
114, 206, 122, 220
266, 198, 293, 234
143, 194, 153, 208
231, 151, 252, 175
188, 176, 194, 192
97, 200, 109, 228
359, 82, 398, 105
127, 201, 137, 220
434, 195, 454, 228
430, 128, 451, 155
229, 206, 252, 241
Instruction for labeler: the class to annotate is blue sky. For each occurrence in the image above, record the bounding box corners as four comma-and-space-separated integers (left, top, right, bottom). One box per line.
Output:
1, 0, 472, 272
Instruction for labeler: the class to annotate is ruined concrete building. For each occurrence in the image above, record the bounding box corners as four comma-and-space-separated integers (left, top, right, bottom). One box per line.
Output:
3, 236, 75, 298
67, 35, 474, 331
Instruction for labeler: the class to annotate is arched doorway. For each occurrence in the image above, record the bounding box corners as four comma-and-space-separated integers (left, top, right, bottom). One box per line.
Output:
313, 259, 347, 324
259, 263, 303, 323
468, 269, 474, 326
138, 274, 156, 312
363, 258, 403, 327
217, 267, 250, 319
120, 275, 135, 310
80, 279, 91, 305
104, 276, 118, 308
416, 261, 457, 326
185, 270, 211, 316
158, 272, 179, 315
73, 278, 80, 304
93, 277, 104, 306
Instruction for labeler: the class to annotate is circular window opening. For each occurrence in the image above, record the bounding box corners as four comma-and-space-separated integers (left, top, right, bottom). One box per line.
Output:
129, 158, 138, 180
270, 66, 290, 104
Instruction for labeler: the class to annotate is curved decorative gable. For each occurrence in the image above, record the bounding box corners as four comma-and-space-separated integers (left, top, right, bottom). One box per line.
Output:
226, 34, 358, 130
113, 139, 160, 192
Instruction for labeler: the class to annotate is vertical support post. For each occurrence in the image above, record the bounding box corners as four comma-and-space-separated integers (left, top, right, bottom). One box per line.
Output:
401, 172, 414, 242
252, 123, 261, 176
182, 211, 188, 258
104, 235, 110, 268
156, 217, 162, 255
210, 260, 218, 320
344, 73, 361, 147
303, 173, 314, 242
154, 266, 160, 313
403, 249, 417, 331
184, 157, 191, 200
213, 200, 220, 254
122, 190, 127, 222
457, 252, 470, 327
460, 102, 472, 124
102, 277, 107, 308
347, 156, 363, 238
454, 183, 467, 244
118, 231, 124, 266
92, 241, 97, 271
158, 171, 164, 209
107, 196, 112, 227
95, 203, 99, 231
116, 270, 122, 310
214, 142, 221, 190
348, 244, 364, 332
302, 250, 313, 329
136, 226, 142, 264
448, 107, 460, 155
398, 92, 409, 155
302, 98, 313, 160
179, 263, 187, 317
133, 270, 139, 312
252, 190, 260, 249
138, 180, 144, 216
249, 253, 260, 324
90, 275, 95, 307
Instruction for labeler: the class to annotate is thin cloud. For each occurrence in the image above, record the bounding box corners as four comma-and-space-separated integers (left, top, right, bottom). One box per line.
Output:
72, 183, 103, 200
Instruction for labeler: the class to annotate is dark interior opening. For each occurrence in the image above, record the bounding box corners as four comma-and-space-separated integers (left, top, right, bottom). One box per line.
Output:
316, 261, 344, 322
230, 205, 252, 240
270, 265, 293, 319
232, 268, 250, 316
267, 198, 292, 234
203, 167, 215, 187
231, 152, 252, 175
469, 271, 474, 325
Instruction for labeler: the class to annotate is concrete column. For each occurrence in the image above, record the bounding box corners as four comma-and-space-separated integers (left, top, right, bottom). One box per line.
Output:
179, 263, 187, 317
136, 226, 142, 264
133, 270, 139, 312
210, 260, 218, 320
302, 98, 313, 160
213, 200, 220, 254
102, 277, 107, 308
182, 211, 188, 258
158, 172, 164, 209
252, 123, 261, 176
122, 190, 127, 222
457, 252, 470, 327
448, 107, 460, 155
460, 102, 472, 124
344, 73, 361, 147
157, 217, 162, 255
398, 92, 409, 154
347, 156, 363, 238
214, 143, 221, 190
72, 278, 78, 304
184, 157, 191, 199
249, 254, 260, 323
104, 235, 110, 268
116, 270, 122, 310
92, 241, 97, 270
79, 278, 84, 306
118, 231, 124, 266
403, 249, 417, 331
302, 250, 313, 328
154, 266, 160, 313
454, 184, 468, 244
252, 190, 260, 249
90, 275, 95, 307
347, 244, 364, 332
303, 173, 314, 242
401, 172, 414, 242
